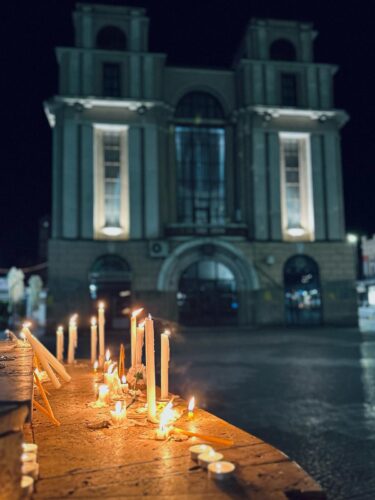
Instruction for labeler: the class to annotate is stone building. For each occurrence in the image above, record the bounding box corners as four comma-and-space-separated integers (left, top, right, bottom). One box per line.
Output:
44, 3, 356, 328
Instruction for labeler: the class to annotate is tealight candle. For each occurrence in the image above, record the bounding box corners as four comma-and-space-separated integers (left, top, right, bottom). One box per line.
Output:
208, 461, 236, 480
189, 444, 214, 461
188, 396, 195, 419
110, 401, 127, 425
22, 461, 40, 479
21, 452, 37, 464
22, 443, 38, 454
198, 450, 223, 469
21, 475, 34, 496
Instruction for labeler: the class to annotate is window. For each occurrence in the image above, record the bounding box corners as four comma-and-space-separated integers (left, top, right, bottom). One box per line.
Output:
280, 133, 314, 241
94, 126, 129, 239
102, 63, 121, 97
174, 92, 226, 225
281, 73, 298, 106
175, 126, 225, 225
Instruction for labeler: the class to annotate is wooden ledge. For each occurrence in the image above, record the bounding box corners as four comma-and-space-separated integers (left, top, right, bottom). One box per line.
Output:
30, 363, 325, 499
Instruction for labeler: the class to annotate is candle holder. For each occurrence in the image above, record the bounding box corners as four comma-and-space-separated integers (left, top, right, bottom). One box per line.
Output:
198, 450, 223, 469
189, 444, 214, 461
208, 461, 236, 480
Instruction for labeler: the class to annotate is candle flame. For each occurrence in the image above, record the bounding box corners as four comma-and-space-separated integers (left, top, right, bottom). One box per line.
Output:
105, 349, 111, 362
148, 313, 152, 320
159, 400, 174, 432
138, 321, 145, 329
93, 360, 98, 370
115, 401, 122, 414
132, 308, 143, 318
69, 314, 77, 325
108, 363, 114, 375
57, 325, 63, 333
98, 302, 105, 310
209, 449, 216, 458
188, 397, 195, 412
91, 316, 97, 326
98, 384, 109, 396
121, 375, 127, 384
19, 331, 26, 340
163, 329, 171, 337
22, 322, 32, 329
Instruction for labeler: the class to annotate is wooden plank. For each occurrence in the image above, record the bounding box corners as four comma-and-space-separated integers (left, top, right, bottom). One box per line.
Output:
0, 345, 33, 404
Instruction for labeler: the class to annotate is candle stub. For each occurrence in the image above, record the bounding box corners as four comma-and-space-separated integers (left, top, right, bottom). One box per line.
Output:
21, 475, 34, 495
198, 450, 223, 469
22, 443, 38, 454
189, 444, 214, 461
21, 452, 37, 464
22, 461, 40, 479
208, 461, 236, 480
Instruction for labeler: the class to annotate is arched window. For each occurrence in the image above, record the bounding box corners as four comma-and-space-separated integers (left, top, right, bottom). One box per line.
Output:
270, 39, 297, 61
89, 255, 131, 330
178, 260, 238, 325
284, 255, 322, 325
96, 26, 127, 51
174, 92, 226, 226
175, 92, 224, 120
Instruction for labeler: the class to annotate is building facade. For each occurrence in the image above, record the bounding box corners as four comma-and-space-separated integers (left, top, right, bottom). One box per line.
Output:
45, 3, 357, 328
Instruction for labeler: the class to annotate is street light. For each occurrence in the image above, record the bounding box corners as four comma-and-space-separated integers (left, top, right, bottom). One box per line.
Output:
347, 233, 358, 244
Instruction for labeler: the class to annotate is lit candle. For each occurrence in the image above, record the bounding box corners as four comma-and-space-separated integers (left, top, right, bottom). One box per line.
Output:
97, 384, 110, 405
103, 349, 111, 372
145, 314, 156, 421
90, 317, 97, 364
198, 449, 224, 469
160, 330, 170, 400
110, 401, 127, 425
93, 360, 99, 373
21, 452, 37, 464
136, 322, 145, 366
188, 396, 195, 419
104, 364, 115, 388
189, 444, 214, 461
68, 315, 77, 364
208, 461, 236, 480
155, 401, 173, 440
131, 308, 143, 368
56, 325, 64, 362
121, 375, 129, 393
98, 302, 105, 368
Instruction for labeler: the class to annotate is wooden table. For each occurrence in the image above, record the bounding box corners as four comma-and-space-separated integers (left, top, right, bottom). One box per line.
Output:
31, 363, 326, 499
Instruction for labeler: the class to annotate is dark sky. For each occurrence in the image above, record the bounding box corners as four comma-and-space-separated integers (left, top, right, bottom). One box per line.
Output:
1, 0, 374, 267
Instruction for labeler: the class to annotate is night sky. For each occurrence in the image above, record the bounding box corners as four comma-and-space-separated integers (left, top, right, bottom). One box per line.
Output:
1, 0, 374, 267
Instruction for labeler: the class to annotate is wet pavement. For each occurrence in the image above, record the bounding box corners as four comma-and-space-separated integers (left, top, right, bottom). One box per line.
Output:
169, 327, 375, 500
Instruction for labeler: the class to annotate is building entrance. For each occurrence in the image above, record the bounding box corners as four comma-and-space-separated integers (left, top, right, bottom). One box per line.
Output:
178, 259, 238, 326
284, 255, 322, 325
89, 255, 131, 330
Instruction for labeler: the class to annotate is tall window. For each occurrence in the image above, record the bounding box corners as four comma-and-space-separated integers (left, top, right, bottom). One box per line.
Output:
102, 63, 121, 97
280, 133, 314, 241
281, 73, 298, 106
175, 92, 226, 225
94, 125, 129, 239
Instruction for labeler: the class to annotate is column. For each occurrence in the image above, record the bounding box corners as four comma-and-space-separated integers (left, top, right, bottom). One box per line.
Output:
310, 134, 326, 240
81, 123, 94, 239
253, 129, 269, 240
128, 127, 143, 238
324, 132, 344, 240
62, 120, 79, 238
268, 132, 282, 240
144, 125, 160, 238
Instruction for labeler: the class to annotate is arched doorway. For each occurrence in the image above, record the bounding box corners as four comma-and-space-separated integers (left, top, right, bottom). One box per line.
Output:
178, 260, 238, 326
89, 255, 131, 330
284, 255, 322, 326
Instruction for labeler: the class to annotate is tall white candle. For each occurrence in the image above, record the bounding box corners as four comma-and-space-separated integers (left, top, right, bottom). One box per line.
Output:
68, 315, 77, 364
136, 323, 144, 366
131, 308, 143, 368
90, 317, 97, 364
145, 314, 156, 421
160, 330, 170, 400
56, 325, 64, 362
98, 302, 105, 368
